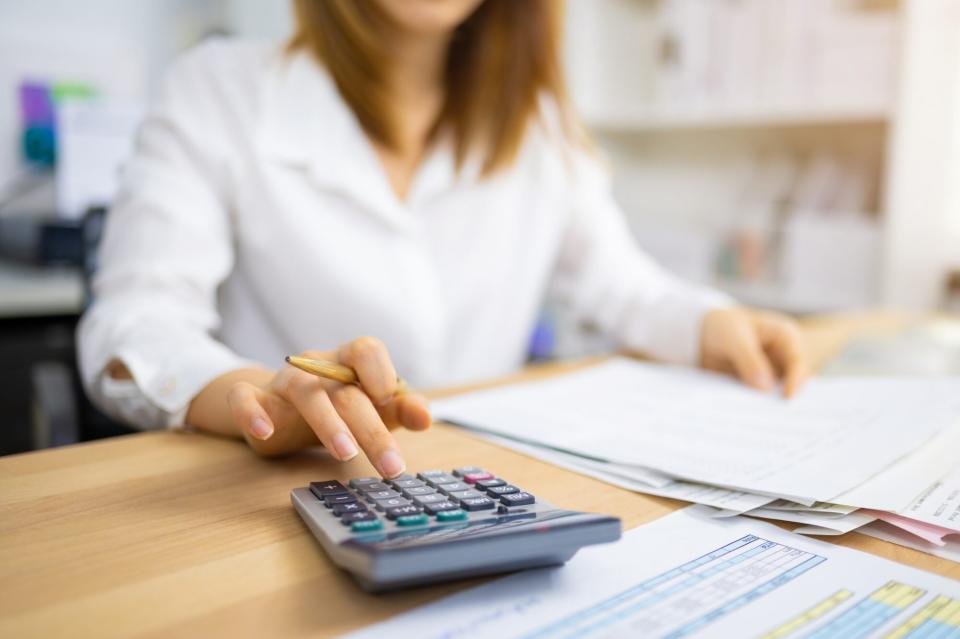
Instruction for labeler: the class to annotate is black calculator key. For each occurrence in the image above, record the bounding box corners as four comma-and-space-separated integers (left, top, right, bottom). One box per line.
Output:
453, 466, 486, 477
385, 504, 424, 519
349, 477, 383, 489
373, 497, 410, 510
486, 484, 519, 496
424, 501, 459, 515
332, 502, 367, 516
389, 478, 425, 490
412, 493, 446, 505
358, 482, 391, 493
476, 478, 506, 490
420, 472, 457, 486
498, 504, 529, 515
402, 486, 436, 498
460, 496, 496, 511
500, 492, 535, 506
364, 489, 401, 501
310, 480, 349, 499
324, 493, 357, 507
436, 481, 470, 494
341, 511, 378, 525
447, 489, 485, 501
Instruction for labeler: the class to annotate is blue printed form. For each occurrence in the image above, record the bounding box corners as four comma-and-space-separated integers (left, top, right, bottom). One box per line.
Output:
344, 507, 960, 639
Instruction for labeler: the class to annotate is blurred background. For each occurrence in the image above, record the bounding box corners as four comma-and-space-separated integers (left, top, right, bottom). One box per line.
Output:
1, 0, 958, 454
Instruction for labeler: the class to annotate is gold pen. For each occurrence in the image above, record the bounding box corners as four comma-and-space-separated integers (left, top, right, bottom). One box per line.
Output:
284, 355, 409, 395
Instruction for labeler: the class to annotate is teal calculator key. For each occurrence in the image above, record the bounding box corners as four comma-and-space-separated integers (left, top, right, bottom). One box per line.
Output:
396, 513, 429, 527
351, 519, 384, 533
436, 509, 467, 522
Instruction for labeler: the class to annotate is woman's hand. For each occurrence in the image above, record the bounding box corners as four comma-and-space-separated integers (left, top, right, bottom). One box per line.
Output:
699, 308, 810, 397
191, 337, 431, 478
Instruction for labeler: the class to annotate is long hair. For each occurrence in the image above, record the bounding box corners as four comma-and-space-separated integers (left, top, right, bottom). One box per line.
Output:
289, 0, 581, 175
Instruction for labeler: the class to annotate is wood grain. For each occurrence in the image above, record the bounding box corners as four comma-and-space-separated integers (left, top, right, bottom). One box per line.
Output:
1, 311, 955, 639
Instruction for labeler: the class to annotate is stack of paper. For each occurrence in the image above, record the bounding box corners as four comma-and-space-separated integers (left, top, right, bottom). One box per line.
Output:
432, 358, 960, 557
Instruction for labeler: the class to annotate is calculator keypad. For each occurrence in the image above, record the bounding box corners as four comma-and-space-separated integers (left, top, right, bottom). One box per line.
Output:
309, 468, 536, 532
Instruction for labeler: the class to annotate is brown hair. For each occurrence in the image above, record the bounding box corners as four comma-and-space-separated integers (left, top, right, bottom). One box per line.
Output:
289, 0, 580, 175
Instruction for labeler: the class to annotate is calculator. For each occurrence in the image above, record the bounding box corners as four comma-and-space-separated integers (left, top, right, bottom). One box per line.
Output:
291, 466, 622, 591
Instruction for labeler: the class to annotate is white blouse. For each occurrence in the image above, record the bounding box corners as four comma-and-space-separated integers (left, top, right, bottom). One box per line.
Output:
77, 39, 729, 429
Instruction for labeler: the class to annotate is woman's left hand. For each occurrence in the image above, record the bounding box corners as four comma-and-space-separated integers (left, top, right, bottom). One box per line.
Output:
699, 307, 810, 397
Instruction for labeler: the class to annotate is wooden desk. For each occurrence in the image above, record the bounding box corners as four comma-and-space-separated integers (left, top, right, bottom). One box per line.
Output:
1, 312, 955, 638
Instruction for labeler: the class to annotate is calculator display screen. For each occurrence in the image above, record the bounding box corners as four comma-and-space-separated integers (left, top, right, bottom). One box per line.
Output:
342, 510, 597, 552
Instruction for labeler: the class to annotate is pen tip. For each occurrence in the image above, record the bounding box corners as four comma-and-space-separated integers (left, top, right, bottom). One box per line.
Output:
284, 356, 292, 363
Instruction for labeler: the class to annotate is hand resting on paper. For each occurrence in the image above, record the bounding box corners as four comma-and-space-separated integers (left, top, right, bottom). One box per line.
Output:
699, 308, 809, 398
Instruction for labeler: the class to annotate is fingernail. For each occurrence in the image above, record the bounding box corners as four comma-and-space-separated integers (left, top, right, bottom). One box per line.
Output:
378, 449, 405, 478
250, 416, 273, 440
332, 432, 359, 461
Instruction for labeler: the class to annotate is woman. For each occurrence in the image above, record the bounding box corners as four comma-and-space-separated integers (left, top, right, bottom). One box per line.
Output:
78, 0, 808, 479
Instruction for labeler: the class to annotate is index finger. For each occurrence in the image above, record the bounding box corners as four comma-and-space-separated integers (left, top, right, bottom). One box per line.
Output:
330, 384, 405, 478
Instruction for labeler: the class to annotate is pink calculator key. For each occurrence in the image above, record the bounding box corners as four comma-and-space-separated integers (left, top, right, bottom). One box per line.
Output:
462, 472, 494, 484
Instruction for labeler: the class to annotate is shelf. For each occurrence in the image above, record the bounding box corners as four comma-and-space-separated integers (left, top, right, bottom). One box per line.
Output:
584, 105, 890, 133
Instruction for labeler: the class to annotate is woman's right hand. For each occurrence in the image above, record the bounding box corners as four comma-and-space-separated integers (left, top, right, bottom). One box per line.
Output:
222, 337, 431, 478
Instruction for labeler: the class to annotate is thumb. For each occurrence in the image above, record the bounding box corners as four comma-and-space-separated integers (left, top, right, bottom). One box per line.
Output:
728, 325, 775, 391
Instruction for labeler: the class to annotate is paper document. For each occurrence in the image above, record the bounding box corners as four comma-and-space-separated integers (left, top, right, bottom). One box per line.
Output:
482, 433, 773, 513
745, 508, 875, 535
859, 521, 960, 564
899, 465, 960, 533
433, 359, 960, 502
831, 424, 960, 512
345, 507, 960, 639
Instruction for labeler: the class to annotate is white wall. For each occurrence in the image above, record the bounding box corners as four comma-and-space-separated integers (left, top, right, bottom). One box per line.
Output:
0, 0, 293, 188
882, 0, 960, 307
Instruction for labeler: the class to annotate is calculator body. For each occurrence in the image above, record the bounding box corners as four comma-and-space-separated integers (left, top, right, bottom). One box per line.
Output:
291, 467, 622, 592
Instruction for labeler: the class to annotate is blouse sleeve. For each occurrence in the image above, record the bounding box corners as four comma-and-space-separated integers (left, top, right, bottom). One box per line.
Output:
77, 43, 256, 429
550, 152, 733, 365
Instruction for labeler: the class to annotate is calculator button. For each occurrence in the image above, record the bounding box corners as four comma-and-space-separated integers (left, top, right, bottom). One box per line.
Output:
309, 480, 349, 499
424, 501, 460, 515
500, 492, 535, 506
498, 505, 529, 515
386, 504, 424, 519
460, 496, 496, 511
358, 482, 391, 493
412, 493, 447, 505
373, 497, 411, 510
453, 466, 486, 477
436, 509, 468, 521
332, 502, 367, 516
436, 481, 470, 494
389, 478, 425, 490
364, 489, 401, 501
350, 477, 383, 489
341, 511, 378, 525
351, 519, 384, 533
485, 484, 519, 496
421, 473, 458, 486
396, 513, 430, 527
323, 493, 358, 507
402, 486, 437, 498
447, 489, 485, 501
476, 478, 506, 490
462, 472, 495, 484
